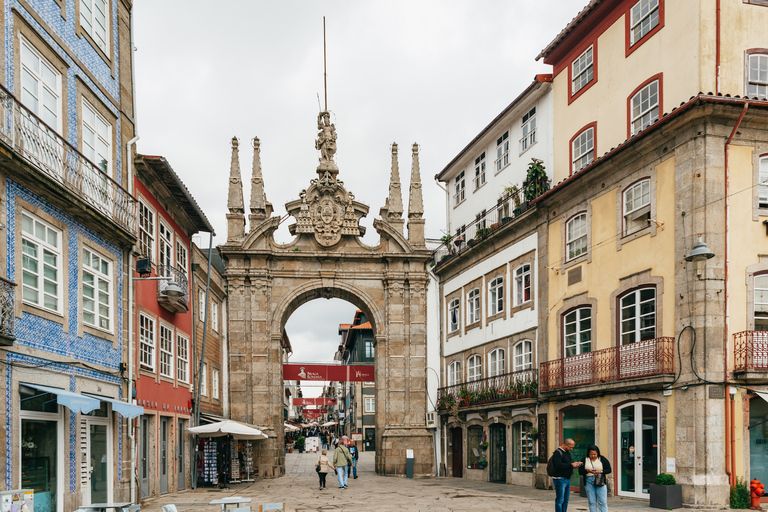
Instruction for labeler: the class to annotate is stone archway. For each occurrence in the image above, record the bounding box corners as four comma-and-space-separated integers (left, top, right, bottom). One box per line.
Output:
219, 122, 434, 478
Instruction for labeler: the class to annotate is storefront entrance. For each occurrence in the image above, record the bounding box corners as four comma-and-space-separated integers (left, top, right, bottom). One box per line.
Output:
140, 416, 150, 499
82, 414, 112, 505
451, 427, 463, 478
617, 401, 659, 498
561, 406, 594, 490
489, 423, 506, 483
365, 428, 375, 451
177, 418, 186, 490
160, 417, 169, 494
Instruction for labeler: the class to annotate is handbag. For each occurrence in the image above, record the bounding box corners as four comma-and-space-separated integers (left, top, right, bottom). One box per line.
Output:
315, 463, 321, 473
593, 473, 606, 487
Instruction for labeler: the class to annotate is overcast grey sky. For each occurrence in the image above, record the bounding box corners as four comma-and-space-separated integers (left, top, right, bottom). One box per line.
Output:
134, 1, 579, 396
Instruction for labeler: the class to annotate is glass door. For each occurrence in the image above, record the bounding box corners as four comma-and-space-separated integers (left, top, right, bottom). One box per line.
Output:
177, 418, 185, 490
83, 420, 111, 505
160, 417, 169, 494
562, 406, 595, 490
617, 402, 659, 498
140, 416, 149, 499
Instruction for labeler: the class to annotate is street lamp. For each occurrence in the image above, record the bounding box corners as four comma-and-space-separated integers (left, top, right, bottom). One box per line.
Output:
163, 281, 184, 301
684, 235, 715, 277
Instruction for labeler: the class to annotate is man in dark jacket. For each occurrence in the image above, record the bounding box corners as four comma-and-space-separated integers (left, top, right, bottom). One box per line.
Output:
551, 438, 582, 512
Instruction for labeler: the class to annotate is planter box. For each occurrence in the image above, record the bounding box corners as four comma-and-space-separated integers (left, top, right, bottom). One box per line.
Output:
649, 484, 682, 509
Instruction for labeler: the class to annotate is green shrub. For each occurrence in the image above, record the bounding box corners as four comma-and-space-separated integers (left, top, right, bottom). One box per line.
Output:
730, 477, 750, 509
294, 435, 305, 451
654, 473, 676, 486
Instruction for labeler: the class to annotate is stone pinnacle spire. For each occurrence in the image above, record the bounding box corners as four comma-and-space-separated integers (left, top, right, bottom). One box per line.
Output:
387, 143, 403, 218
226, 137, 246, 241
249, 137, 273, 228
407, 143, 425, 246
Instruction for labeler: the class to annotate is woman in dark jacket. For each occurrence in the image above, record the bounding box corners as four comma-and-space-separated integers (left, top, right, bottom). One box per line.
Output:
578, 444, 612, 512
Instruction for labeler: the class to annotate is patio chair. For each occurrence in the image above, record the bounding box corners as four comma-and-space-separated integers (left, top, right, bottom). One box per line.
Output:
120, 506, 140, 512
161, 505, 178, 512
259, 505, 285, 512
230, 508, 251, 512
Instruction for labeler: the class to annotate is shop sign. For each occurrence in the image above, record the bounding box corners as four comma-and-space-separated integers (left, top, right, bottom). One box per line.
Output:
292, 397, 337, 406
351, 433, 363, 441
284, 363, 375, 382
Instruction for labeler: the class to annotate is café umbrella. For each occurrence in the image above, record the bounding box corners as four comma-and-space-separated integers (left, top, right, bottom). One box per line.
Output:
187, 420, 268, 440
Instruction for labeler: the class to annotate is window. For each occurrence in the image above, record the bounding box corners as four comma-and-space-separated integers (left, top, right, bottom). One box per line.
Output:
198, 288, 205, 321
630, 80, 660, 135
454, 171, 465, 206
139, 313, 155, 371
467, 426, 483, 466
495, 132, 509, 172
566, 213, 588, 261
620, 288, 656, 344
177, 333, 189, 383
138, 200, 154, 260
448, 298, 460, 333
623, 179, 651, 235
571, 127, 595, 174
489, 348, 505, 377
448, 361, 461, 386
158, 222, 173, 270
756, 275, 768, 331
474, 152, 486, 189
513, 421, 535, 472
21, 211, 62, 312
520, 107, 536, 154
475, 210, 487, 230
564, 307, 592, 357
467, 288, 480, 325
571, 46, 594, 96
176, 241, 188, 276
630, 0, 660, 46
80, 0, 109, 54
513, 340, 533, 371
748, 53, 768, 100
364, 339, 374, 359
212, 369, 220, 400
159, 324, 173, 378
81, 99, 112, 175
489, 277, 504, 316
362, 397, 374, 413
467, 354, 482, 382
82, 247, 111, 331
514, 264, 532, 306
201, 363, 207, 396
20, 37, 62, 131
211, 301, 219, 332
760, 156, 768, 209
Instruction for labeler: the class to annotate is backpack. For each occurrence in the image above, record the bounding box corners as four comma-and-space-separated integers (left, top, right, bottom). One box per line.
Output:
546, 449, 559, 477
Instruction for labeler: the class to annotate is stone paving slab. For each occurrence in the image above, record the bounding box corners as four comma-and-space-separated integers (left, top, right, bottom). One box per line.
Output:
140, 451, 750, 512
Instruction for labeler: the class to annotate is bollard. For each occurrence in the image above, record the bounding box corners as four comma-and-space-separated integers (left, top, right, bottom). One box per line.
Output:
406, 449, 414, 479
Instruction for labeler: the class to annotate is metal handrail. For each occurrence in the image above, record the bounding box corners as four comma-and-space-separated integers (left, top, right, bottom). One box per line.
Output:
734, 330, 768, 371
436, 368, 537, 409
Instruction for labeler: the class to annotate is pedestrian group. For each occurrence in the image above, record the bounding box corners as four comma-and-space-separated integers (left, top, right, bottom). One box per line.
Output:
316, 435, 360, 490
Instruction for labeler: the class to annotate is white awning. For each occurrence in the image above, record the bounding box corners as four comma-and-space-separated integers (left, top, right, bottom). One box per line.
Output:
188, 420, 268, 440
84, 393, 144, 419
22, 383, 100, 414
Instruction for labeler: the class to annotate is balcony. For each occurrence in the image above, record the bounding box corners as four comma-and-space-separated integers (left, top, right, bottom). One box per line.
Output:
734, 331, 768, 381
539, 337, 674, 396
157, 265, 189, 314
0, 277, 15, 346
436, 368, 537, 413
0, 84, 136, 239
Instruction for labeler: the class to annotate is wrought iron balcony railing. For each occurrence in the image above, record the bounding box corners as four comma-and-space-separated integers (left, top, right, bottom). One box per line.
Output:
436, 368, 537, 410
0, 277, 16, 343
539, 337, 674, 392
157, 265, 189, 305
734, 330, 768, 372
0, 84, 136, 235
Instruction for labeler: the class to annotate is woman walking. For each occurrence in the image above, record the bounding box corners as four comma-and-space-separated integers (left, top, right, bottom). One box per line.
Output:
315, 449, 334, 490
578, 445, 612, 512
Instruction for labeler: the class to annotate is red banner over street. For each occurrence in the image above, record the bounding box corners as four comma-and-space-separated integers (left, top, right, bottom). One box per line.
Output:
292, 397, 337, 406
303, 409, 323, 419
283, 364, 375, 382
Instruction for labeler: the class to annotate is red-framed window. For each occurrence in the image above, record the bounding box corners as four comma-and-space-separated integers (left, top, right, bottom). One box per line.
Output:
568, 41, 598, 103
746, 49, 768, 100
569, 123, 597, 175
627, 74, 663, 138
625, 0, 665, 56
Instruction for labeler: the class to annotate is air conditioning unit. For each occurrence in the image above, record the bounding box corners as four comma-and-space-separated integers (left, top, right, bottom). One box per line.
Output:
426, 411, 438, 429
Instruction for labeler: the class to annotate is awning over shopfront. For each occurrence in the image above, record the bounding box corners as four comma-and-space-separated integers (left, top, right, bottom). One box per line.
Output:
284, 422, 300, 432
187, 420, 268, 440
84, 393, 144, 418
22, 383, 100, 414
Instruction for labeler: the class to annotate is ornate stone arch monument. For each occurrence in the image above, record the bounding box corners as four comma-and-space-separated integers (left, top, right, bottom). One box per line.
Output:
219, 113, 434, 478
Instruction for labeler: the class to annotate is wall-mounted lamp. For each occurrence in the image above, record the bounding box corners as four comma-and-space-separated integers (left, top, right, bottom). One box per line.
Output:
684, 235, 715, 277
163, 282, 184, 301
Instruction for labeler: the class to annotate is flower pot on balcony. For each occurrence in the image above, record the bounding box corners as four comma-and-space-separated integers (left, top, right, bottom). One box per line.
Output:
478, 461, 488, 469
467, 239, 476, 247
649, 483, 682, 509
501, 216, 512, 225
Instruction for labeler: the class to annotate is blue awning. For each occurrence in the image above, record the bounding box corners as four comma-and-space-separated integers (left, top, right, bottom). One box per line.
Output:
84, 393, 144, 419
22, 383, 100, 414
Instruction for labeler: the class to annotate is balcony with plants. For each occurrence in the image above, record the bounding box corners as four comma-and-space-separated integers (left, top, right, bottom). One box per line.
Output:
436, 368, 537, 413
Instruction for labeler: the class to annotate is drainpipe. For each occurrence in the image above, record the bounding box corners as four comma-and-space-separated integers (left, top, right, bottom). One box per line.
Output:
724, 102, 749, 486
716, 0, 721, 95
434, 178, 449, 234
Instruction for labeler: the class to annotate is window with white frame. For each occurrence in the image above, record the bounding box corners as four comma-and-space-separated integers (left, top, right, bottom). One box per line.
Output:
364, 397, 375, 413
454, 171, 465, 206
630, 0, 660, 46
448, 298, 460, 333
474, 152, 486, 189
212, 368, 220, 400
138, 200, 154, 260
82, 247, 111, 331
755, 274, 768, 331
514, 264, 531, 306
489, 277, 504, 316
630, 80, 659, 135
620, 287, 656, 345
198, 288, 205, 321
139, 313, 155, 371
20, 37, 62, 131
513, 340, 533, 371
159, 324, 173, 378
80, 0, 109, 54
564, 307, 592, 357
176, 241, 188, 276
571, 46, 594, 96
748, 53, 768, 100
21, 211, 62, 312
467, 354, 482, 382
623, 179, 651, 235
475, 210, 487, 230
489, 348, 505, 377
566, 213, 588, 261
177, 333, 189, 383
201, 363, 207, 396
81, 99, 112, 175
211, 301, 219, 332
760, 156, 768, 209
364, 339, 374, 359
495, 132, 509, 172
448, 361, 461, 386
572, 127, 594, 174
467, 288, 480, 325
158, 222, 173, 271
520, 107, 537, 154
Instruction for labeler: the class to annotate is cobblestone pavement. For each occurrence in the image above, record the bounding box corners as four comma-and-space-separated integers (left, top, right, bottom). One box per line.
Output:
142, 451, 739, 511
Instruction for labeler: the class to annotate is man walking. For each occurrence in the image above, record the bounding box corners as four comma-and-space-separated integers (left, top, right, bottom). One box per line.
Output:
551, 438, 582, 512
332, 440, 353, 488
348, 441, 359, 479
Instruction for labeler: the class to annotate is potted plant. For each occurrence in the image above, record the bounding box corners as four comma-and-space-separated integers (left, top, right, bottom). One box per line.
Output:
528, 427, 539, 440
522, 158, 550, 205
505, 184, 522, 216
480, 441, 489, 450
529, 455, 539, 463
650, 473, 682, 509
295, 435, 306, 453
478, 457, 488, 469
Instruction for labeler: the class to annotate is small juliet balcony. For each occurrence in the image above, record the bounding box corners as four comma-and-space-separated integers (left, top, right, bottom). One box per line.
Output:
0, 277, 16, 346
157, 265, 189, 314
539, 337, 675, 396
734, 331, 768, 381
436, 368, 537, 413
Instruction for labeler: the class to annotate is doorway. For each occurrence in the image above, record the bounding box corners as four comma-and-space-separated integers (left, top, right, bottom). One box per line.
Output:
177, 418, 185, 490
160, 417, 169, 494
489, 423, 506, 483
561, 405, 595, 490
451, 427, 463, 478
83, 417, 111, 505
365, 428, 376, 451
139, 416, 149, 499
617, 402, 659, 498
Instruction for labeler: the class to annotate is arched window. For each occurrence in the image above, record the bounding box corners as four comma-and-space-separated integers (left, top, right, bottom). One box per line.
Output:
629, 78, 660, 135
447, 361, 461, 387
448, 298, 460, 333
571, 125, 595, 174
514, 264, 532, 305
467, 288, 480, 324
467, 425, 484, 467
620, 287, 656, 344
566, 213, 588, 261
564, 307, 592, 357
489, 277, 504, 316
759, 155, 768, 209
756, 275, 768, 331
489, 348, 505, 377
468, 355, 482, 382
623, 179, 651, 235
513, 340, 532, 372
512, 421, 535, 472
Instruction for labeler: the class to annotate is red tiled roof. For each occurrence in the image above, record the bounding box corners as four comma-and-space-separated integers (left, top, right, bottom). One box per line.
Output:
339, 324, 351, 330
535, 0, 606, 62
350, 321, 372, 330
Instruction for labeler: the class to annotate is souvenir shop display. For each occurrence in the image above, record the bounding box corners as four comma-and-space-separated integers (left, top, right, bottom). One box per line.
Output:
241, 441, 254, 482
229, 440, 240, 483
199, 439, 218, 486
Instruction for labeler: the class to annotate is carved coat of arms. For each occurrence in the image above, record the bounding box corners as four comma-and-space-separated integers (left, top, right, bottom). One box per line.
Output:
312, 196, 343, 247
